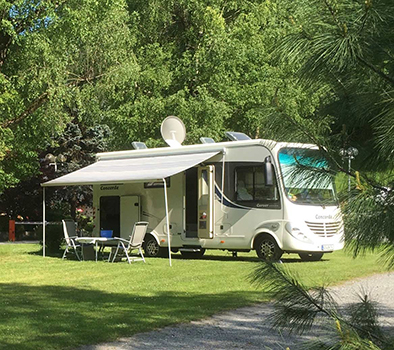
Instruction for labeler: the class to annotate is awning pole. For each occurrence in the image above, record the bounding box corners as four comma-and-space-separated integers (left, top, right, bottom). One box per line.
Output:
163, 178, 172, 267
221, 148, 228, 213
42, 187, 46, 257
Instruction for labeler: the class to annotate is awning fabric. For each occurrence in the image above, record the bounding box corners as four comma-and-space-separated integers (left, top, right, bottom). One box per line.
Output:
42, 151, 219, 187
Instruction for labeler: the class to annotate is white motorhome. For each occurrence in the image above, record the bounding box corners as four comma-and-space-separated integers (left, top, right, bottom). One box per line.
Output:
91, 131, 344, 261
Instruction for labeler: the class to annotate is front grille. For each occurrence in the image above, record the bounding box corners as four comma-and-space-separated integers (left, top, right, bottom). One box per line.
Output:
305, 221, 342, 238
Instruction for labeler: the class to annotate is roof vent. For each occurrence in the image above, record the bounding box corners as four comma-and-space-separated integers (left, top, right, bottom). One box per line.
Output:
224, 131, 251, 141
200, 137, 215, 144
132, 142, 148, 150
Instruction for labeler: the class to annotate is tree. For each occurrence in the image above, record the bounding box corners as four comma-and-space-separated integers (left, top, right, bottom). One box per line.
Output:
250, 263, 392, 349
266, 0, 394, 266
249, 0, 394, 348
0, 119, 111, 221
0, 0, 137, 191
103, 0, 325, 149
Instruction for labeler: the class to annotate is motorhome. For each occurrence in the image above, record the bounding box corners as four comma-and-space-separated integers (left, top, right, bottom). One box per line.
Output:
89, 121, 344, 261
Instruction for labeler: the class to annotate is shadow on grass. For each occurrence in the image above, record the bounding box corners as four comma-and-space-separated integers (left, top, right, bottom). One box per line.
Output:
168, 253, 329, 264
28, 247, 80, 260
28, 246, 330, 264
0, 283, 268, 350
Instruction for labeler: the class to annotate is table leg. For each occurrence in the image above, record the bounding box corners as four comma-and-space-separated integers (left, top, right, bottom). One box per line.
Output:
107, 247, 111, 262
95, 241, 98, 262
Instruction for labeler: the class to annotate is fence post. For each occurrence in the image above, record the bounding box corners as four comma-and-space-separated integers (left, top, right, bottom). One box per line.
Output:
9, 220, 15, 242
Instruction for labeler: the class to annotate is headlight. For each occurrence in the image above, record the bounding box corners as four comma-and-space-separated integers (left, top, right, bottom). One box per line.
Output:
285, 222, 311, 242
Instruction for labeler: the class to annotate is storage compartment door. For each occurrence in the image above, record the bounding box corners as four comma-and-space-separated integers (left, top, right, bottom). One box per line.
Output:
120, 195, 140, 239
198, 166, 215, 239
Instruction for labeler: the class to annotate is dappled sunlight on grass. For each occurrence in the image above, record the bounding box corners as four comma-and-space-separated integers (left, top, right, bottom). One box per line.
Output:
0, 244, 387, 349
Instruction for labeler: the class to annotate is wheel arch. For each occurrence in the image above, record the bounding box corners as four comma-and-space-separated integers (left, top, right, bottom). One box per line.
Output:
143, 231, 160, 246
252, 231, 281, 250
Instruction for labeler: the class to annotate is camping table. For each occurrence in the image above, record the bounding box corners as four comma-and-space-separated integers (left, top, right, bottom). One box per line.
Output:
76, 237, 119, 262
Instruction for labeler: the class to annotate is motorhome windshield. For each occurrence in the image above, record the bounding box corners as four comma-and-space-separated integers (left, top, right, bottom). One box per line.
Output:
278, 148, 337, 206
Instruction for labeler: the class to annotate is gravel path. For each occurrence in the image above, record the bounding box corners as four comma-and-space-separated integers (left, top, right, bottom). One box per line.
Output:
79, 272, 394, 350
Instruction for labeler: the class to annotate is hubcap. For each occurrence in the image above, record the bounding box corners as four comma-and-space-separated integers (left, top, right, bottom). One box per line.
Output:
146, 240, 159, 256
260, 240, 275, 258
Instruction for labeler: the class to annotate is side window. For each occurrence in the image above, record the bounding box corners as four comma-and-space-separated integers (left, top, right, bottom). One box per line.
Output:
235, 166, 279, 206
236, 168, 254, 200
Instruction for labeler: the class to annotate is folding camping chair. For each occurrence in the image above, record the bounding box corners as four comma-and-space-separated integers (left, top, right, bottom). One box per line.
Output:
111, 222, 148, 264
62, 219, 82, 261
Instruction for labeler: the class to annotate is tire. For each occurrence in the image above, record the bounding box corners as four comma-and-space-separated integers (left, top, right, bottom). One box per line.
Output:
180, 249, 206, 259
298, 252, 324, 261
254, 235, 283, 261
143, 235, 168, 257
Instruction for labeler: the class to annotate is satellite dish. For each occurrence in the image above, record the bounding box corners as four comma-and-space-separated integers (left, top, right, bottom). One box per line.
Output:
161, 116, 186, 147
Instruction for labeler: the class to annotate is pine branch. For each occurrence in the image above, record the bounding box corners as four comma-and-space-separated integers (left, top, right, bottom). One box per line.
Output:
356, 56, 394, 87
250, 262, 340, 333
273, 106, 390, 194
250, 262, 388, 346
323, 0, 345, 34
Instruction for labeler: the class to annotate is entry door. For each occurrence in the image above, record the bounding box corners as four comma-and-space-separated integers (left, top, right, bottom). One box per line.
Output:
198, 166, 215, 239
185, 168, 198, 238
120, 196, 140, 239
100, 196, 120, 237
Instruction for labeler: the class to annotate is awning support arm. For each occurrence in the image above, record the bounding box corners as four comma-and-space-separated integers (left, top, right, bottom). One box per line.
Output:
163, 178, 172, 267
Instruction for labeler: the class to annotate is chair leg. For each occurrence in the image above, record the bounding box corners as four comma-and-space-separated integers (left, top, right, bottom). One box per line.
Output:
62, 247, 69, 260
122, 243, 131, 264
108, 247, 116, 262
71, 241, 82, 261
74, 247, 81, 261
139, 247, 146, 263
112, 244, 121, 263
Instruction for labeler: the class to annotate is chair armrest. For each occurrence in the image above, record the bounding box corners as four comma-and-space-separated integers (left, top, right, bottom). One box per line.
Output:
114, 237, 129, 243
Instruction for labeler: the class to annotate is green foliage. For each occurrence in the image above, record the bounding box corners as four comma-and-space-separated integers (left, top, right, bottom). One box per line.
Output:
349, 291, 383, 341
0, 120, 111, 221
342, 184, 394, 268
0, 0, 392, 270
274, 0, 394, 165
35, 224, 64, 253
104, 0, 324, 149
0, 0, 346, 188
250, 262, 340, 334
269, 0, 394, 267
250, 262, 392, 349
0, 0, 137, 191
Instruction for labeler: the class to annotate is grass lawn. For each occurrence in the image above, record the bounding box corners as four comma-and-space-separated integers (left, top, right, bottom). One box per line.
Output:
0, 244, 387, 350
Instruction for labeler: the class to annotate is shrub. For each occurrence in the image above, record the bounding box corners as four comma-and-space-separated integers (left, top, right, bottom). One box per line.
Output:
36, 224, 64, 254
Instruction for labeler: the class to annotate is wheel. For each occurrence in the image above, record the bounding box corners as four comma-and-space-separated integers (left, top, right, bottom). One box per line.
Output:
254, 235, 283, 261
298, 252, 324, 261
180, 249, 206, 259
143, 235, 168, 257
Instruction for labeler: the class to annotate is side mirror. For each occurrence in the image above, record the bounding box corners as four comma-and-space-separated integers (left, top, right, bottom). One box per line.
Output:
264, 156, 274, 186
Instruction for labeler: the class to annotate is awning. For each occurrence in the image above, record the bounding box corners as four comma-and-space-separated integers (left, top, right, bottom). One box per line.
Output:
42, 151, 219, 187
